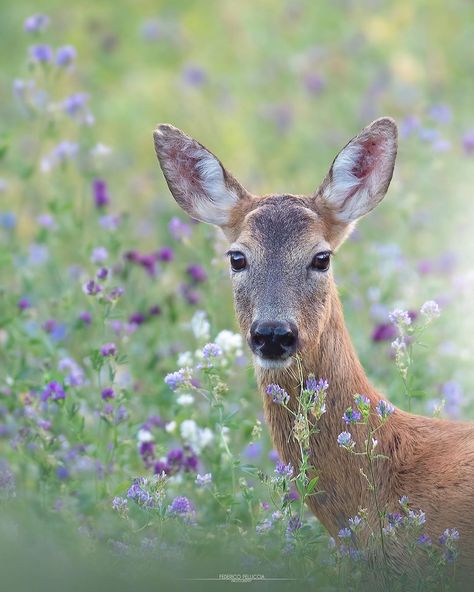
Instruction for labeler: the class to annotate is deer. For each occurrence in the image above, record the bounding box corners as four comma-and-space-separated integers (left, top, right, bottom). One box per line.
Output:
153, 117, 474, 577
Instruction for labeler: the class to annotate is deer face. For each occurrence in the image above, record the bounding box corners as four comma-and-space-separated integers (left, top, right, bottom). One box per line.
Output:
154, 119, 397, 369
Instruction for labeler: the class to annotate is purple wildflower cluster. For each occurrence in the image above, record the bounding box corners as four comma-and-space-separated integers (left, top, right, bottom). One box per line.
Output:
266, 384, 290, 405
41, 381, 66, 402
153, 447, 198, 476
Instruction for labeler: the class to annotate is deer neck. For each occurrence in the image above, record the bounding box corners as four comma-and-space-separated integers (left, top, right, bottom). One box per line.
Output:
255, 282, 391, 534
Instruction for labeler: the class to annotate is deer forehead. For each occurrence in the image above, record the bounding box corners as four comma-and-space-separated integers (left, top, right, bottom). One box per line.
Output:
231, 196, 329, 257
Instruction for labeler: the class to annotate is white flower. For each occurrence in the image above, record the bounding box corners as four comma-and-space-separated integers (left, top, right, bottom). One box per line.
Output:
420, 300, 441, 322
391, 337, 406, 353
176, 393, 194, 406
90, 143, 111, 158
180, 419, 214, 452
190, 310, 210, 341
215, 330, 243, 354
195, 473, 212, 486
137, 429, 153, 443
177, 351, 193, 367
165, 420, 177, 433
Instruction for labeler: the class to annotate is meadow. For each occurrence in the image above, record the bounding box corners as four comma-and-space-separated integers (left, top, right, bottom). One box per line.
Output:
1, 1, 474, 590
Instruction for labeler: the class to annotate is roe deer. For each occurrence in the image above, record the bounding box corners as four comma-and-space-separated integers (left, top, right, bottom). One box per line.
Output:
153, 118, 474, 575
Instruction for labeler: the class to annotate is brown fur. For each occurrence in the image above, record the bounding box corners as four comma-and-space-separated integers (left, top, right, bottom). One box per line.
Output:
153, 118, 474, 578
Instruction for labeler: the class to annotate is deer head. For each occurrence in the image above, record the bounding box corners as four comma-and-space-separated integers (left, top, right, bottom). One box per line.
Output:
153, 118, 397, 371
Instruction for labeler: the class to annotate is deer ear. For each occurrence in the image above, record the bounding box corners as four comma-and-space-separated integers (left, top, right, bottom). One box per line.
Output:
316, 117, 397, 224
153, 124, 249, 226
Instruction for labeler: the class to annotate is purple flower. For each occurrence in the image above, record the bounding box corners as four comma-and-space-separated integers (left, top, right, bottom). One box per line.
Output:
100, 342, 117, 357
168, 217, 192, 241
429, 104, 452, 124
24, 14, 50, 33
195, 473, 212, 486
17, 297, 31, 311
101, 387, 115, 400
78, 311, 92, 325
168, 496, 194, 515
148, 305, 161, 316
274, 461, 293, 479
439, 528, 460, 546
462, 130, 474, 155
286, 515, 302, 534
305, 376, 329, 394
139, 441, 155, 466
202, 343, 222, 359
96, 267, 109, 280
354, 394, 371, 410
166, 448, 184, 472
343, 408, 362, 425
112, 496, 128, 512
127, 481, 153, 507
42, 381, 66, 402
376, 400, 395, 419
180, 283, 200, 305
82, 280, 102, 296
417, 534, 432, 546
92, 179, 110, 208
91, 246, 108, 264
337, 431, 353, 448
157, 246, 174, 262
164, 368, 189, 391
62, 93, 89, 116
183, 450, 198, 472
182, 64, 207, 87
29, 44, 53, 63
338, 527, 352, 539
187, 264, 207, 283
154, 460, 170, 475
387, 512, 403, 527
303, 71, 325, 94
372, 322, 397, 342
266, 384, 290, 405
128, 312, 146, 326
56, 466, 69, 480
56, 45, 76, 67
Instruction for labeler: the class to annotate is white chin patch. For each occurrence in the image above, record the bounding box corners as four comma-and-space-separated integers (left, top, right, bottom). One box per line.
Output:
254, 356, 293, 370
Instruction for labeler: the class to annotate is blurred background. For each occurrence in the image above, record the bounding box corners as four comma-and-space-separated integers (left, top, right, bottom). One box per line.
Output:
0, 0, 473, 589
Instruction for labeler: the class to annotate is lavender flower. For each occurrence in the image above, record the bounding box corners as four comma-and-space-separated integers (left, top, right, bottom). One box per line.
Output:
78, 311, 92, 325
24, 14, 50, 33
187, 264, 207, 283
439, 528, 460, 546
41, 381, 66, 402
287, 515, 302, 534
195, 473, 212, 486
338, 527, 352, 539
29, 44, 53, 63
337, 431, 353, 448
112, 496, 128, 513
168, 496, 194, 515
100, 342, 117, 357
62, 93, 89, 116
343, 408, 362, 425
56, 45, 76, 67
202, 343, 222, 359
157, 246, 174, 262
266, 384, 290, 405
91, 246, 108, 264
101, 387, 115, 400
17, 297, 31, 311
388, 308, 412, 327
92, 179, 110, 208
420, 300, 441, 322
164, 368, 190, 391
354, 394, 371, 411
376, 400, 395, 419
274, 461, 293, 479
127, 481, 153, 507
168, 216, 192, 240
82, 280, 102, 296
417, 534, 432, 545
305, 375, 329, 394
462, 130, 474, 155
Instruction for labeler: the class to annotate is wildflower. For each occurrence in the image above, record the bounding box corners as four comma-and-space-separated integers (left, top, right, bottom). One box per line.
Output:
17, 297, 31, 311
62, 93, 89, 116
407, 509, 426, 526
376, 400, 395, 419
127, 481, 153, 507
78, 310, 92, 325
29, 44, 53, 63
462, 130, 474, 155
202, 342, 222, 359
114, 405, 128, 424
372, 322, 397, 342
195, 473, 212, 486
0, 460, 16, 499
100, 342, 117, 357
164, 368, 191, 391
168, 216, 192, 241
41, 381, 66, 402
176, 393, 194, 406
92, 179, 110, 208
182, 63, 207, 87
168, 496, 194, 515
305, 375, 328, 393
96, 267, 109, 280
418, 534, 432, 545
215, 330, 243, 354
348, 515, 363, 529
420, 300, 441, 322
112, 496, 128, 514
187, 264, 207, 283
256, 519, 273, 534
157, 246, 174, 262
41, 141, 79, 172
266, 384, 290, 405
343, 407, 362, 425
91, 246, 108, 264
56, 45, 76, 67
82, 280, 102, 296
106, 286, 124, 302
338, 527, 352, 539
24, 14, 50, 33
180, 420, 214, 452
190, 310, 210, 340
388, 308, 412, 327
58, 357, 84, 387
274, 461, 293, 479
439, 528, 460, 546
399, 495, 409, 508
337, 431, 354, 448
287, 515, 302, 534
101, 387, 115, 400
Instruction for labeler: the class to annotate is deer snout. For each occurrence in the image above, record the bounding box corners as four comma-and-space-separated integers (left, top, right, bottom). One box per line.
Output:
249, 321, 299, 360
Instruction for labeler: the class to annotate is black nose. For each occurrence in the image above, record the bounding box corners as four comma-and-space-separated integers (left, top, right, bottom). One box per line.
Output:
250, 321, 298, 359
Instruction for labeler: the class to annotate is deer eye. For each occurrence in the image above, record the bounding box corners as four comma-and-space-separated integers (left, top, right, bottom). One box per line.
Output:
311, 251, 331, 272
229, 251, 247, 272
